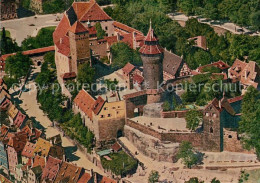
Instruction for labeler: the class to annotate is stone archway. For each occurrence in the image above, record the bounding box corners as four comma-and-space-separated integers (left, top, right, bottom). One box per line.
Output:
117, 130, 123, 138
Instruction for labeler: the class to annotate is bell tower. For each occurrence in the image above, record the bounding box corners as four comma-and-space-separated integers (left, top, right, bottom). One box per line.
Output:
139, 20, 164, 90
68, 21, 91, 74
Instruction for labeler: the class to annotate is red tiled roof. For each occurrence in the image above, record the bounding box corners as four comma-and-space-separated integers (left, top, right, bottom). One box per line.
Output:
0, 96, 10, 110
100, 176, 117, 183
205, 98, 222, 112
7, 131, 27, 153
111, 142, 121, 152
21, 142, 36, 158
33, 155, 45, 169
113, 21, 143, 35
74, 90, 96, 120
227, 95, 243, 104
0, 46, 55, 62
105, 36, 118, 46
92, 96, 105, 115
13, 111, 26, 129
21, 125, 32, 137
61, 72, 77, 80
80, 3, 111, 21
88, 26, 97, 35
139, 25, 164, 55
54, 161, 83, 183
77, 172, 92, 183
53, 15, 71, 44
197, 60, 230, 73
69, 21, 88, 33
72, 2, 94, 20
41, 156, 62, 182
133, 74, 144, 84
122, 63, 135, 74
56, 36, 70, 56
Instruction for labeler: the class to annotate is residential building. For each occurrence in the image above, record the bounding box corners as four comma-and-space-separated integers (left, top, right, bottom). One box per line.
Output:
73, 89, 125, 142
41, 156, 62, 182
0, 141, 9, 174
28, 165, 42, 183
229, 59, 260, 89
21, 142, 36, 165
34, 138, 52, 157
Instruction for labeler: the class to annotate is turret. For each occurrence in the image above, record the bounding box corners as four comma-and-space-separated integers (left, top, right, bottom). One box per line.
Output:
139, 20, 164, 90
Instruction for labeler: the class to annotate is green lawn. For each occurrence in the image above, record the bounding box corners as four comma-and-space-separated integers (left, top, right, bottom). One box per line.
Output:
0, 30, 11, 38
245, 169, 260, 183
101, 151, 138, 176
37, 26, 56, 36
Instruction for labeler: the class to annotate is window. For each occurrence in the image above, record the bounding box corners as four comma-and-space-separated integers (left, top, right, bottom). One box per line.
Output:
210, 127, 213, 133
108, 114, 111, 117
105, 26, 108, 30
104, 107, 108, 110
228, 135, 232, 138
100, 115, 104, 118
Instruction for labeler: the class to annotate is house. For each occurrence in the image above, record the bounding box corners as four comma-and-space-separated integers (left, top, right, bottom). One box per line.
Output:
77, 172, 92, 183
0, 141, 9, 174
47, 134, 62, 146
21, 142, 36, 165
54, 162, 84, 183
41, 156, 62, 183
13, 111, 27, 129
34, 138, 52, 157
73, 90, 126, 143
6, 131, 28, 174
203, 95, 246, 152
0, 174, 12, 183
28, 165, 42, 183
48, 145, 65, 160
0, 87, 11, 100
163, 50, 184, 80
122, 63, 143, 89
15, 164, 24, 182
0, 95, 11, 110
111, 142, 122, 153
32, 155, 46, 169
196, 60, 230, 73
0, 79, 8, 90
228, 59, 260, 89
7, 102, 19, 124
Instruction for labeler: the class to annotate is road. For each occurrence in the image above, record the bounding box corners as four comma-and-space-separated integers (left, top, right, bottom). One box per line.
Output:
169, 13, 260, 36
13, 66, 105, 175
1, 5, 115, 46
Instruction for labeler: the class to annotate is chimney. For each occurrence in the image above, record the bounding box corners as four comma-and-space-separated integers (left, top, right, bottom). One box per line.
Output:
63, 154, 66, 162
245, 70, 248, 79
44, 156, 47, 164
87, 19, 91, 28
133, 31, 137, 50
60, 38, 63, 44
219, 100, 222, 109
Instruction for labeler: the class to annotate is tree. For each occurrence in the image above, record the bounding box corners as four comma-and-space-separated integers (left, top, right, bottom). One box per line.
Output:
250, 11, 260, 31
43, 52, 56, 69
95, 22, 106, 40
185, 110, 202, 131
148, 170, 160, 183
239, 86, 260, 159
1, 27, 20, 54
162, 101, 171, 112
77, 63, 95, 87
185, 177, 204, 183
177, 141, 198, 168
211, 178, 221, 183
104, 79, 118, 91
5, 52, 33, 79
111, 42, 142, 69
202, 66, 222, 73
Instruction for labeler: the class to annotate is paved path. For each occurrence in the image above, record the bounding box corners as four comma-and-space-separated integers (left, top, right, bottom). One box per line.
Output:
120, 137, 260, 183
169, 13, 260, 36
14, 66, 105, 175
1, 14, 62, 46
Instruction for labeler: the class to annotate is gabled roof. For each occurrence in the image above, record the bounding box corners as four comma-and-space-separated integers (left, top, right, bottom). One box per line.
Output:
13, 111, 26, 129
41, 156, 62, 182
7, 103, 19, 120
163, 50, 183, 77
77, 172, 92, 183
68, 21, 88, 34
113, 21, 143, 35
92, 96, 105, 115
34, 138, 52, 157
133, 74, 144, 84
122, 63, 135, 74
53, 15, 71, 44
72, 2, 94, 20
54, 162, 83, 183
80, 2, 112, 21
74, 90, 96, 120
31, 165, 43, 177
197, 60, 230, 73
111, 142, 121, 152
7, 131, 27, 153
48, 145, 64, 160
21, 141, 36, 158
32, 155, 45, 169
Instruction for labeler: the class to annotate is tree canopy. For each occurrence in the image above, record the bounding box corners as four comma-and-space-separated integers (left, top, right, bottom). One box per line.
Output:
185, 110, 202, 131
1, 27, 20, 54
177, 141, 199, 168
77, 63, 95, 87
148, 170, 160, 183
5, 52, 33, 79
239, 86, 260, 159
95, 22, 106, 40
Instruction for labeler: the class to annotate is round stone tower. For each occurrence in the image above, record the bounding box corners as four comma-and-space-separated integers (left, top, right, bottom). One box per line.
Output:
139, 21, 164, 90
